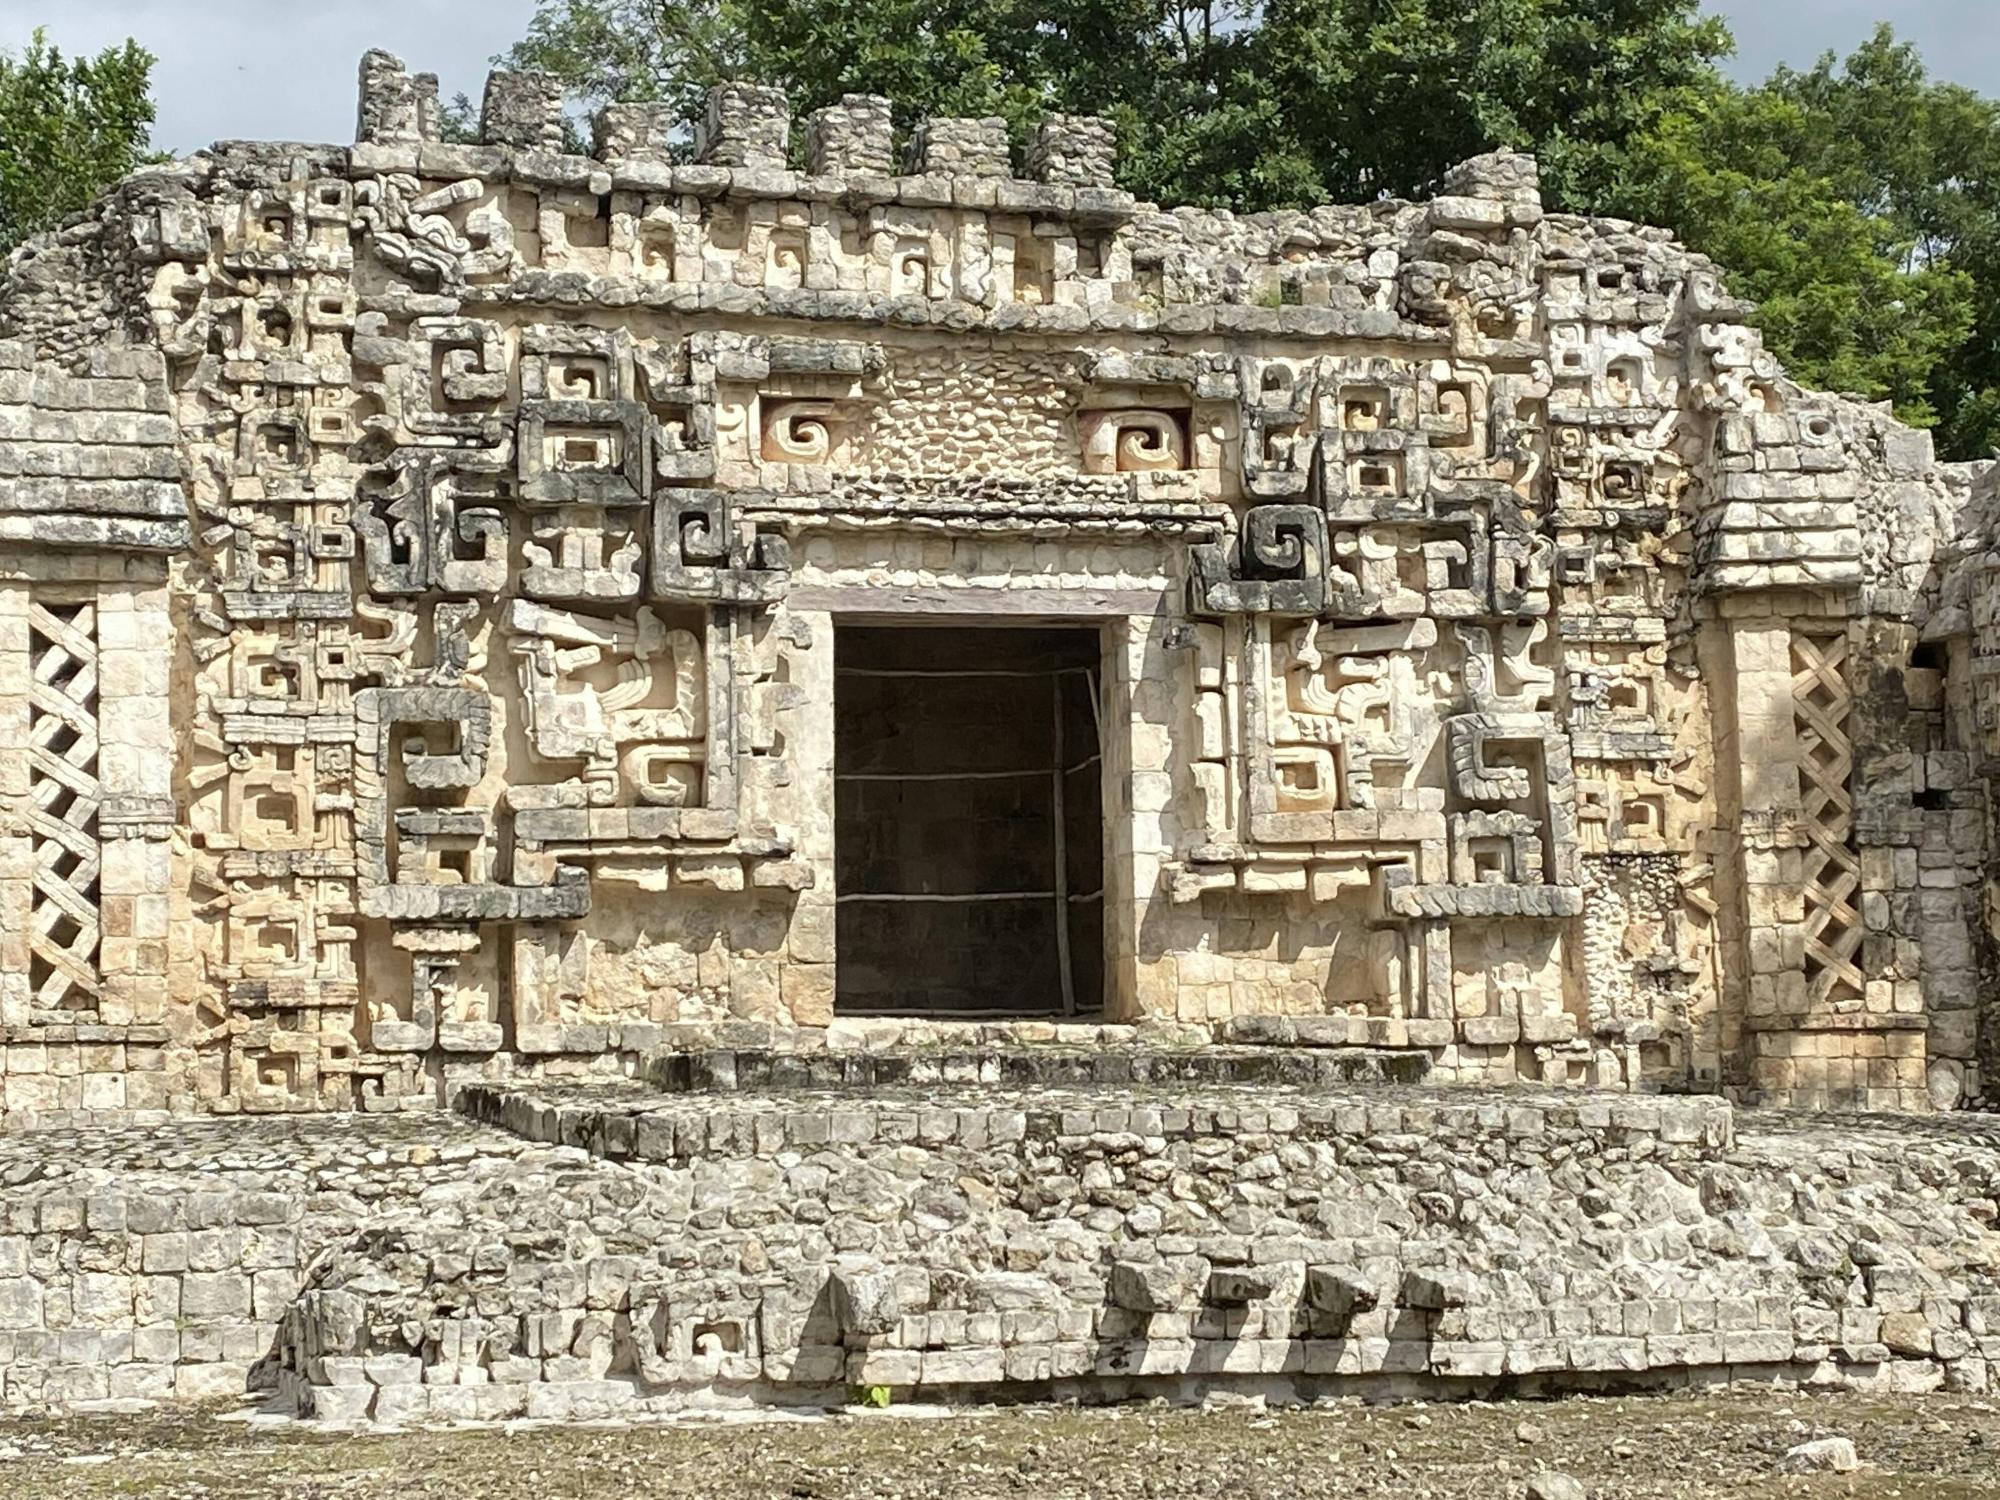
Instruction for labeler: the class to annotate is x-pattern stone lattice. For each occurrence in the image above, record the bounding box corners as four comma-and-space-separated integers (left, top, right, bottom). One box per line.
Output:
26, 600, 102, 1016
1791, 629, 1862, 1007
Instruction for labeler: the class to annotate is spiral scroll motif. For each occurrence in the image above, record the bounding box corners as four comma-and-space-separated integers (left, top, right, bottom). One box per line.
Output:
1080, 409, 1190, 473
761, 400, 838, 462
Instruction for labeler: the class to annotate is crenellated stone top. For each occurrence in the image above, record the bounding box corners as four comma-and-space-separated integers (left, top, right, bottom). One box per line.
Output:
356, 50, 1130, 195
0, 42, 1961, 617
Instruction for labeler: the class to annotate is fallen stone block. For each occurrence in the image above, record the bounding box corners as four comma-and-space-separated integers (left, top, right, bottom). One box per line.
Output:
1781, 1436, 1858, 1473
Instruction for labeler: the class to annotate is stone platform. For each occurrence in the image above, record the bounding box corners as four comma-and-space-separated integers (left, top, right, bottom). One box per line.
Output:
641, 1042, 1432, 1097
0, 1079, 1995, 1420
456, 1072, 1729, 1168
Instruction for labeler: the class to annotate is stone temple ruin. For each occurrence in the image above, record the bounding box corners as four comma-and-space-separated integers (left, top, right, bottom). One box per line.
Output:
0, 52, 1996, 1418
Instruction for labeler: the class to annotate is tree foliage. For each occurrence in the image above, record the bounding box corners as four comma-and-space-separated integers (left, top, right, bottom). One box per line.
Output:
500, 3, 2000, 456
501, 1, 1728, 211
0, 28, 158, 253
1228, 0, 1731, 213
1614, 27, 1999, 452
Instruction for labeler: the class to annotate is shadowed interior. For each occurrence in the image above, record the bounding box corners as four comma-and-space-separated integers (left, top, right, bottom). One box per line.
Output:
835, 624, 1105, 1016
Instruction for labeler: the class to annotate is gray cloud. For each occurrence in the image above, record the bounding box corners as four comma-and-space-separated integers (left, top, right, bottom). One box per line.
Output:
0, 1, 1994, 158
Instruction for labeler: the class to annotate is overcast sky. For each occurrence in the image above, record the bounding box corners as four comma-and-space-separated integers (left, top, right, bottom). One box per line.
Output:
1, 0, 1995, 156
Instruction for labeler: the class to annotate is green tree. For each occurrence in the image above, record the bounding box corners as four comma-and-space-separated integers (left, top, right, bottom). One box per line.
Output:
0, 28, 158, 252
501, 0, 1247, 183
501, 0, 1730, 210
1230, 0, 1732, 212
1616, 28, 1999, 450
504, 0, 753, 121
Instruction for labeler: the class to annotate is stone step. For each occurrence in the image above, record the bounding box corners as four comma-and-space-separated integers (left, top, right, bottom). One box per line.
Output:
455, 1076, 1735, 1169
643, 1044, 1433, 1095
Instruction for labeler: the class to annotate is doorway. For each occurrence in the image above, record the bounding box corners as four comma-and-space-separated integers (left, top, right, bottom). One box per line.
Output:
834, 624, 1105, 1016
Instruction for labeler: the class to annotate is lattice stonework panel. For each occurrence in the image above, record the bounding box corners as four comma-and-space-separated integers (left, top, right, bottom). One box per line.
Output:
1791, 628, 1861, 1008
26, 600, 102, 1015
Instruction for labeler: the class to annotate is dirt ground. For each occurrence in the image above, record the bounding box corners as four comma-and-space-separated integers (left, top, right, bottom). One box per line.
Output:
0, 1385, 1995, 1499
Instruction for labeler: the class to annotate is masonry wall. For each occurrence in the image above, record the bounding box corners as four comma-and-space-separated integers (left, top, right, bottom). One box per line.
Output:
0, 1118, 511, 1404
0, 50, 1991, 1123
14, 1085, 1997, 1415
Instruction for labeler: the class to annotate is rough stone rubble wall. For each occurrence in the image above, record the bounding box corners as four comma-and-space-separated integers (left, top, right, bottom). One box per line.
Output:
0, 1118, 522, 1404
0, 48, 1990, 1122
6, 1093, 1997, 1413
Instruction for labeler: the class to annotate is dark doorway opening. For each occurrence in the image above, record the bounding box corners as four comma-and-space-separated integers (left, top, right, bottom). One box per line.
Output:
835, 624, 1105, 1016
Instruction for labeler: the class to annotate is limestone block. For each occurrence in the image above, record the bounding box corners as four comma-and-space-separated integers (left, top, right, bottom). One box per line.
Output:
697, 83, 791, 168
480, 70, 565, 150
806, 95, 894, 176
1107, 1259, 1206, 1314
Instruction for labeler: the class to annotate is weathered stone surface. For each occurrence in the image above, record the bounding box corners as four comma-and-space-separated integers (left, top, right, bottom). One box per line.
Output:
805, 94, 894, 177
1109, 1259, 1206, 1314
1525, 1472, 1586, 1500
356, 49, 439, 146
831, 1264, 931, 1337
0, 48, 1988, 1170
1781, 1437, 1860, 1473
0, 340, 188, 548
2, 1081, 1993, 1419
1027, 114, 1117, 188
480, 69, 564, 150
697, 82, 791, 168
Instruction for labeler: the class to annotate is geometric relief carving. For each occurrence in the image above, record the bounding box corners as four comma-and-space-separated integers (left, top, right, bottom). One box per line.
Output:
518, 399, 650, 507
760, 398, 851, 463
48, 59, 1954, 1123
366, 687, 492, 791
220, 745, 319, 851
1447, 713, 1540, 803
1277, 618, 1434, 814
507, 601, 706, 806
1791, 628, 1863, 1008
649, 488, 789, 604
164, 205, 819, 1112
1325, 525, 1426, 618
26, 600, 102, 1016
1574, 763, 1672, 855
522, 506, 647, 603
1190, 504, 1328, 616
1079, 408, 1189, 473
355, 462, 511, 599
1449, 809, 1544, 885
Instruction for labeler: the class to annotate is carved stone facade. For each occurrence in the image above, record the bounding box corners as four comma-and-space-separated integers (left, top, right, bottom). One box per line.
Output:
0, 50, 1994, 1123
